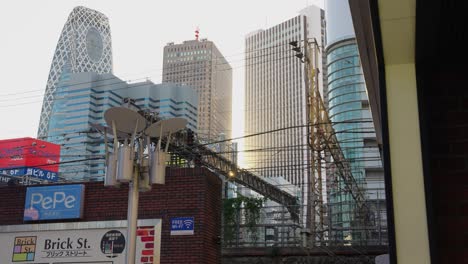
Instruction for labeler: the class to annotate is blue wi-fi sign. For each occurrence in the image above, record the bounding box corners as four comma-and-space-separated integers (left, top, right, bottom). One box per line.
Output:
170, 217, 194, 236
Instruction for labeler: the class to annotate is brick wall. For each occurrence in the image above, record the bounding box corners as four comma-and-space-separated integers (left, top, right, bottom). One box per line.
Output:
0, 167, 222, 264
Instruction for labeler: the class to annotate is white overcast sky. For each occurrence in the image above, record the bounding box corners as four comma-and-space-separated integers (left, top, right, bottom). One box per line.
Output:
0, 0, 324, 141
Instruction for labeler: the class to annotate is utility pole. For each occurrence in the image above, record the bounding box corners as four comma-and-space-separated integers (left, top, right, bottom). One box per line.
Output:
290, 38, 371, 247
290, 39, 324, 246
291, 37, 373, 246
304, 38, 325, 245
307, 39, 325, 244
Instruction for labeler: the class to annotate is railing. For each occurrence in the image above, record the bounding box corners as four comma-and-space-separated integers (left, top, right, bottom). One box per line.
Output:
222, 200, 388, 249
223, 223, 302, 248
223, 223, 389, 248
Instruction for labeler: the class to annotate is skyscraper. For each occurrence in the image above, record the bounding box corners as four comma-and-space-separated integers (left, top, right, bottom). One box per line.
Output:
47, 72, 198, 181
38, 6, 113, 139
325, 0, 386, 244
244, 5, 325, 189
162, 39, 232, 140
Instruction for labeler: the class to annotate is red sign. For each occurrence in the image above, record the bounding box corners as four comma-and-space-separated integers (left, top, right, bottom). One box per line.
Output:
0, 138, 60, 177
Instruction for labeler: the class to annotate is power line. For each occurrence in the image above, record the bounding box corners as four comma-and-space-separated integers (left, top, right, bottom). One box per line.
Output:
0, 53, 296, 108
0, 41, 296, 99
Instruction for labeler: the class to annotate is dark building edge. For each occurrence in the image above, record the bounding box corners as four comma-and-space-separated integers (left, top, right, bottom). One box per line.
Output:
368, 1, 398, 263
414, 1, 438, 263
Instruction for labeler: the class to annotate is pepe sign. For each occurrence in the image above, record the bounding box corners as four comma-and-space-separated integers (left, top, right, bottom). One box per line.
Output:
100, 230, 126, 258
23, 184, 85, 221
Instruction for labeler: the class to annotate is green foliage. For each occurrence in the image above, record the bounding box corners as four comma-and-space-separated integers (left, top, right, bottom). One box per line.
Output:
223, 198, 240, 242
223, 196, 265, 243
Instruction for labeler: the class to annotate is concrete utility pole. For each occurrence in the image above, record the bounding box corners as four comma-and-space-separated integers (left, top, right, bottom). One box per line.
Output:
127, 166, 139, 264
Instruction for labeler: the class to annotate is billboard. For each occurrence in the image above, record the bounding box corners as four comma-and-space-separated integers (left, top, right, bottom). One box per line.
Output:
24, 185, 85, 221
0, 219, 161, 264
0, 137, 60, 182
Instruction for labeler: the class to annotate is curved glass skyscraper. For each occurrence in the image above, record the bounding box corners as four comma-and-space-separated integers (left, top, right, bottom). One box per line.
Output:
328, 40, 368, 181
326, 0, 386, 245
38, 6, 113, 139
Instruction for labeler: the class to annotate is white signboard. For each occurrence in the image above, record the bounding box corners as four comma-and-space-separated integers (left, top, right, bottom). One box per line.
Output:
0, 219, 161, 264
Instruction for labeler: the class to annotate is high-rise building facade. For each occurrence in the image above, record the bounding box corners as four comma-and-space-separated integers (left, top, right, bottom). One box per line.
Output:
47, 72, 198, 181
244, 5, 325, 191
38, 6, 114, 139
325, 0, 386, 244
162, 39, 232, 140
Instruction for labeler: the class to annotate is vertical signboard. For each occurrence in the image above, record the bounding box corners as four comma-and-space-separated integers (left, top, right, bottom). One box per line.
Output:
24, 184, 85, 221
0, 137, 60, 182
0, 220, 161, 264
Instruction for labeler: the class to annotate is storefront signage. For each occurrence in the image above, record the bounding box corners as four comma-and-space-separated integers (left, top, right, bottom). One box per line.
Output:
24, 184, 84, 221
0, 138, 60, 182
170, 217, 194, 235
0, 219, 161, 264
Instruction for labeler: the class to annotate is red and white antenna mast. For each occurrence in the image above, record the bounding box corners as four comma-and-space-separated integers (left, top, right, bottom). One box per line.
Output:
195, 26, 200, 41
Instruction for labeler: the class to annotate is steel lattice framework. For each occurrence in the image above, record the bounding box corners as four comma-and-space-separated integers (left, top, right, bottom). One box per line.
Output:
37, 6, 113, 138
304, 40, 371, 244
169, 142, 301, 220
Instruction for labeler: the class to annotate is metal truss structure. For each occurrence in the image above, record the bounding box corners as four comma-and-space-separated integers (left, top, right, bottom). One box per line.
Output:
304, 40, 370, 244
169, 142, 300, 221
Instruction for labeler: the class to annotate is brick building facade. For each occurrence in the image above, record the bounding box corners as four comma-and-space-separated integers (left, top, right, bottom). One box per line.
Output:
0, 167, 222, 264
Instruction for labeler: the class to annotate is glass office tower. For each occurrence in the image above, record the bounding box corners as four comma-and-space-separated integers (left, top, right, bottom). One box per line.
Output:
47, 72, 198, 181
162, 39, 232, 140
244, 6, 325, 229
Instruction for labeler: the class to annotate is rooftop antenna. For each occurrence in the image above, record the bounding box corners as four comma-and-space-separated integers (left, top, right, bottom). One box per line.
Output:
102, 106, 187, 264
145, 117, 187, 184
195, 26, 200, 41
